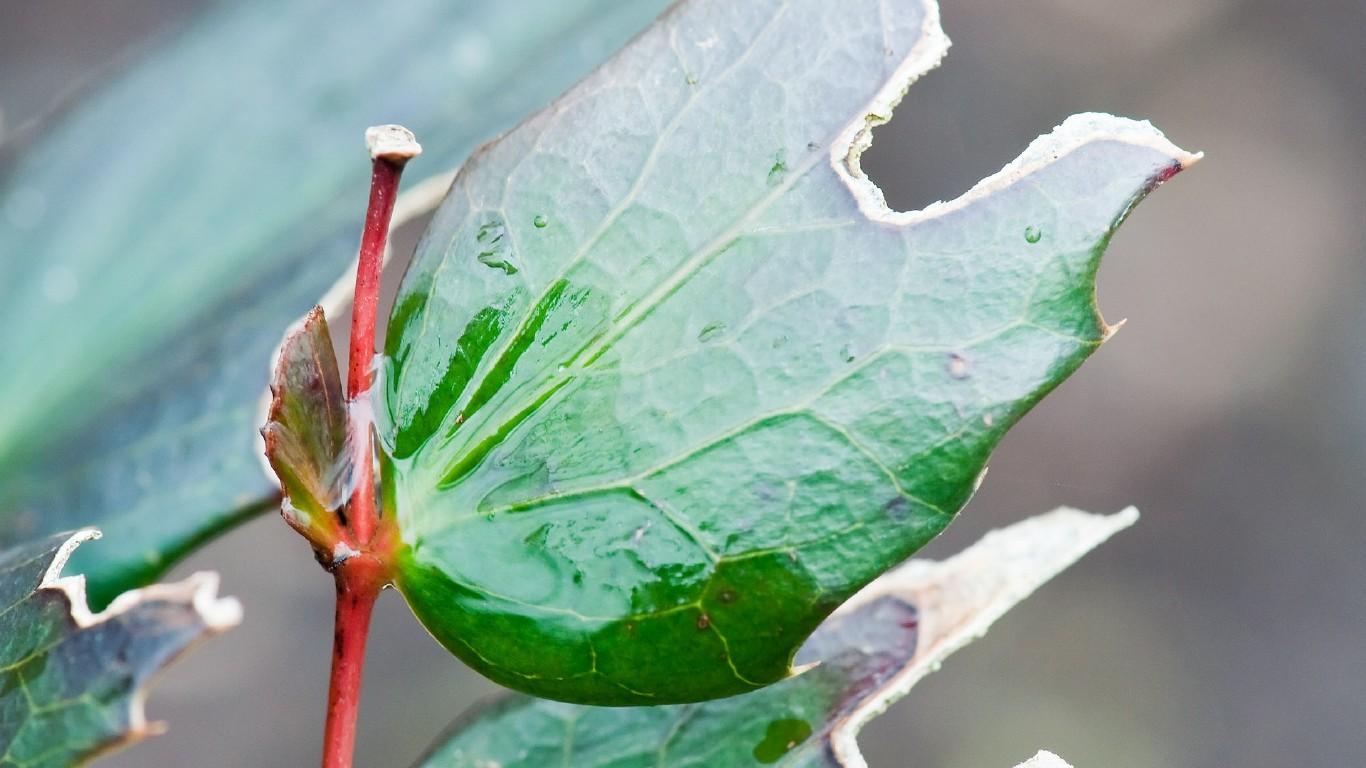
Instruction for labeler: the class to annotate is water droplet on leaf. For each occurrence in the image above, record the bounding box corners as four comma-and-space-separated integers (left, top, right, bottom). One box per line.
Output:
1024, 224, 1042, 243
533, 214, 548, 228
767, 149, 788, 186
475, 218, 519, 274
478, 254, 519, 275
947, 352, 970, 379
698, 321, 726, 342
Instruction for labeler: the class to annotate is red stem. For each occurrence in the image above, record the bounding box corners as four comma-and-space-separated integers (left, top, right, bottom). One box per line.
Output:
347, 158, 401, 400
321, 558, 383, 768
345, 157, 402, 547
321, 127, 419, 768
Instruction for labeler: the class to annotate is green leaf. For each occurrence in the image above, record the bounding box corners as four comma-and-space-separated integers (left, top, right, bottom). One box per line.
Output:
0, 0, 672, 607
0, 530, 240, 767
413, 508, 1134, 767
380, 0, 1196, 704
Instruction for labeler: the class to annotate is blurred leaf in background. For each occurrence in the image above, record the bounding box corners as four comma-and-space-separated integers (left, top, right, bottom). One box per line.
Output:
0, 0, 669, 607
0, 529, 239, 765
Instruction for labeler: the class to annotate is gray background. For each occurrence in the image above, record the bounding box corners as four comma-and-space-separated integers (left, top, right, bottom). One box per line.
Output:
3, 0, 1364, 766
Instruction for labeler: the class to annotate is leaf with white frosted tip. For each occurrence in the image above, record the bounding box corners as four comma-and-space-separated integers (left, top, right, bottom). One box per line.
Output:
0, 530, 241, 767
413, 507, 1135, 767
382, 0, 1194, 704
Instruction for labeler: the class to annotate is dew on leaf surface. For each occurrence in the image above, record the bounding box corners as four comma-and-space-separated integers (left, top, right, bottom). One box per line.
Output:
947, 352, 970, 379
767, 149, 788, 186
697, 321, 726, 342
475, 218, 519, 274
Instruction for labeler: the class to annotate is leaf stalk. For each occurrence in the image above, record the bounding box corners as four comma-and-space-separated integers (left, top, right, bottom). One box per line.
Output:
321, 125, 420, 768
321, 555, 385, 768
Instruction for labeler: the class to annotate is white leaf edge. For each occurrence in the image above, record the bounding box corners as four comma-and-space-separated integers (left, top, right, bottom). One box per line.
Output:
833, 0, 1201, 230
37, 528, 243, 741
1016, 750, 1074, 768
826, 506, 1139, 768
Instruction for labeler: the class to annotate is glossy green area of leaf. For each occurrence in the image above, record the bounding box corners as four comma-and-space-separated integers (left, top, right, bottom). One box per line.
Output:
414, 508, 1136, 767
0, 0, 671, 607
383, 0, 1192, 704
416, 598, 913, 767
0, 531, 237, 767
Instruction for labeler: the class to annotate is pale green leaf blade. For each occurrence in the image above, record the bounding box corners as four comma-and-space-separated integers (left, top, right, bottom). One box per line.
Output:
0, 530, 240, 767
383, 0, 1195, 704
413, 508, 1134, 767
0, 0, 671, 605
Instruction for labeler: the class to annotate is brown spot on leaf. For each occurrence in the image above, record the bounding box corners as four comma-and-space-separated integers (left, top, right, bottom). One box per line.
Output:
697, 613, 711, 630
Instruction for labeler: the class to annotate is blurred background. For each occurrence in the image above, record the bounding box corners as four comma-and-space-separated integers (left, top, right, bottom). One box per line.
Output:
3, 0, 1363, 766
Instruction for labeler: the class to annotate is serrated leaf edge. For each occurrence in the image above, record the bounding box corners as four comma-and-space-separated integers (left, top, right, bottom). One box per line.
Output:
38, 528, 243, 742
824, 507, 1138, 768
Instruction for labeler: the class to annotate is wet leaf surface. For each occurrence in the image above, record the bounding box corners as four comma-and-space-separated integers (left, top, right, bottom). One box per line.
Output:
413, 508, 1132, 767
381, 0, 1195, 703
